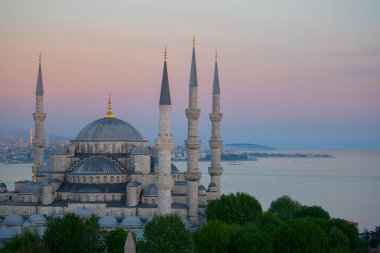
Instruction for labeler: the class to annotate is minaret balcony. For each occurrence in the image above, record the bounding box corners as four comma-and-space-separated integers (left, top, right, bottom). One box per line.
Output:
209, 113, 223, 122
209, 139, 223, 149
185, 138, 201, 149
155, 176, 174, 190
155, 138, 174, 150
33, 138, 46, 148
184, 171, 201, 182
185, 108, 201, 120
208, 166, 223, 176
33, 113, 46, 121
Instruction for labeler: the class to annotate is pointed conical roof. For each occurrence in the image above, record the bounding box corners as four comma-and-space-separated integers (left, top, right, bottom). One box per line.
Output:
159, 49, 171, 105
189, 40, 198, 87
36, 54, 44, 95
213, 59, 220, 94
124, 231, 136, 253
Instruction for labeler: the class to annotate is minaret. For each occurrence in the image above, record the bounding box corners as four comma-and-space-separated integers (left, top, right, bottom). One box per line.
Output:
185, 37, 201, 224
33, 53, 46, 175
156, 47, 174, 214
208, 51, 223, 197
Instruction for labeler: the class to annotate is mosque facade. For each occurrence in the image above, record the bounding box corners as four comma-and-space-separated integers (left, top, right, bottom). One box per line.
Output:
0, 40, 223, 240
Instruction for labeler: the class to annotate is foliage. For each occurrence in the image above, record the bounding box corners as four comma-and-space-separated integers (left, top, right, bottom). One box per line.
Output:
43, 213, 105, 253
369, 226, 380, 248
273, 218, 329, 253
229, 224, 272, 253
0, 231, 49, 253
193, 220, 230, 253
106, 227, 129, 253
268, 195, 302, 220
138, 214, 193, 253
295, 205, 331, 219
206, 192, 262, 225
256, 212, 284, 236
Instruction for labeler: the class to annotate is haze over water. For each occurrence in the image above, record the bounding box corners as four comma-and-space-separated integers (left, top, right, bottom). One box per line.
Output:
2, 149, 378, 231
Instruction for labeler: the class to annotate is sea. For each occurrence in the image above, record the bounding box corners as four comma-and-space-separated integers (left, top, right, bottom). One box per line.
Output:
1, 149, 379, 231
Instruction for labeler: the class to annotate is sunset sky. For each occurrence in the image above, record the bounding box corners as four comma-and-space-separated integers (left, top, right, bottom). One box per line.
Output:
1, 0, 379, 148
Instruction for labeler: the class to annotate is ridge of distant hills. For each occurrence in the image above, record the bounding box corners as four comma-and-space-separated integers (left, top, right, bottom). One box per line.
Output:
223, 143, 274, 151
0, 128, 71, 143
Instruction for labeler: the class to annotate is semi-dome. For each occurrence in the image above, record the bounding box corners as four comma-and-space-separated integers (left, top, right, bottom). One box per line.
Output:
29, 214, 47, 226
142, 183, 158, 197
75, 207, 93, 218
74, 118, 144, 142
3, 214, 24, 226
71, 158, 124, 174
98, 215, 118, 229
120, 216, 143, 229
0, 228, 17, 240
127, 181, 141, 188
0, 183, 7, 193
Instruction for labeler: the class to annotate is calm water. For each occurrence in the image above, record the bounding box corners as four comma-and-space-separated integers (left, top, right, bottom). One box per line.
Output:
1, 149, 379, 231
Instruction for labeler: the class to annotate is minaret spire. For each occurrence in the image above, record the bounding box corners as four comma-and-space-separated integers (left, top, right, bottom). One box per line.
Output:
156, 47, 174, 214
185, 38, 201, 225
33, 53, 47, 179
208, 51, 223, 198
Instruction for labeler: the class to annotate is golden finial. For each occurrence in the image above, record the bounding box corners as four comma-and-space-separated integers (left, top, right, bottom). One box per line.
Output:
32, 160, 37, 182
164, 47, 167, 61
193, 36, 195, 48
39, 53, 41, 64
104, 94, 116, 119
215, 49, 218, 62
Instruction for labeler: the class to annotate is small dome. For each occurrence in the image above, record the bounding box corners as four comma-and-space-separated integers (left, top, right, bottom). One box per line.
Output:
120, 216, 143, 229
21, 182, 43, 194
22, 220, 33, 228
74, 118, 144, 142
98, 215, 118, 229
127, 181, 141, 188
0, 183, 7, 193
142, 183, 158, 197
75, 207, 93, 218
208, 182, 217, 192
131, 146, 150, 155
198, 185, 206, 191
3, 214, 24, 226
0, 228, 17, 240
71, 158, 124, 175
37, 227, 45, 237
29, 214, 47, 226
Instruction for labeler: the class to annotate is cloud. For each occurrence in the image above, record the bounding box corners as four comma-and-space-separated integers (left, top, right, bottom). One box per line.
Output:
324, 48, 380, 58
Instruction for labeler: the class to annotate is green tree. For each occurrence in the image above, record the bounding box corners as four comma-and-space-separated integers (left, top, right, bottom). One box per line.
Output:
206, 192, 262, 225
0, 231, 49, 253
230, 225, 272, 253
273, 218, 330, 253
138, 214, 193, 253
295, 205, 330, 219
106, 227, 129, 253
193, 220, 230, 253
43, 213, 105, 253
256, 211, 284, 236
268, 195, 302, 220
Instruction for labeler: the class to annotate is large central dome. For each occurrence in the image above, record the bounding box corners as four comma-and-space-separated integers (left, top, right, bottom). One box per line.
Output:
75, 118, 144, 141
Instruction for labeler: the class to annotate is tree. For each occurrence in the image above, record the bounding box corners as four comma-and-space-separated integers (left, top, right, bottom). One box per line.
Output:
230, 225, 272, 253
43, 213, 105, 253
193, 220, 230, 253
273, 219, 329, 253
106, 227, 129, 253
268, 195, 302, 220
0, 231, 49, 253
138, 214, 193, 253
206, 192, 263, 225
295, 205, 330, 220
369, 226, 380, 248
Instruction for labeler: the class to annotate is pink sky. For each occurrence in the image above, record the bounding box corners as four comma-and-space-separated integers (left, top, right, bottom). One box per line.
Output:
1, 0, 379, 148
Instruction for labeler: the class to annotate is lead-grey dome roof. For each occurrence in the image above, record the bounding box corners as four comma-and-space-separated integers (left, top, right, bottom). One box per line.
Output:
74, 118, 144, 141
3, 214, 24, 226
71, 158, 124, 174
29, 214, 47, 226
98, 215, 118, 228
142, 183, 158, 197
0, 228, 17, 240
75, 207, 93, 218
120, 216, 143, 229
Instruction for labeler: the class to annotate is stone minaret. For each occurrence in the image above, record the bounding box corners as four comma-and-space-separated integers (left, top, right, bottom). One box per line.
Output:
33, 54, 46, 175
185, 38, 201, 224
208, 51, 223, 197
156, 48, 174, 214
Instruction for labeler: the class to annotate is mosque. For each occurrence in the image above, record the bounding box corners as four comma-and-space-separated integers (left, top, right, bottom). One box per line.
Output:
0, 39, 223, 241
